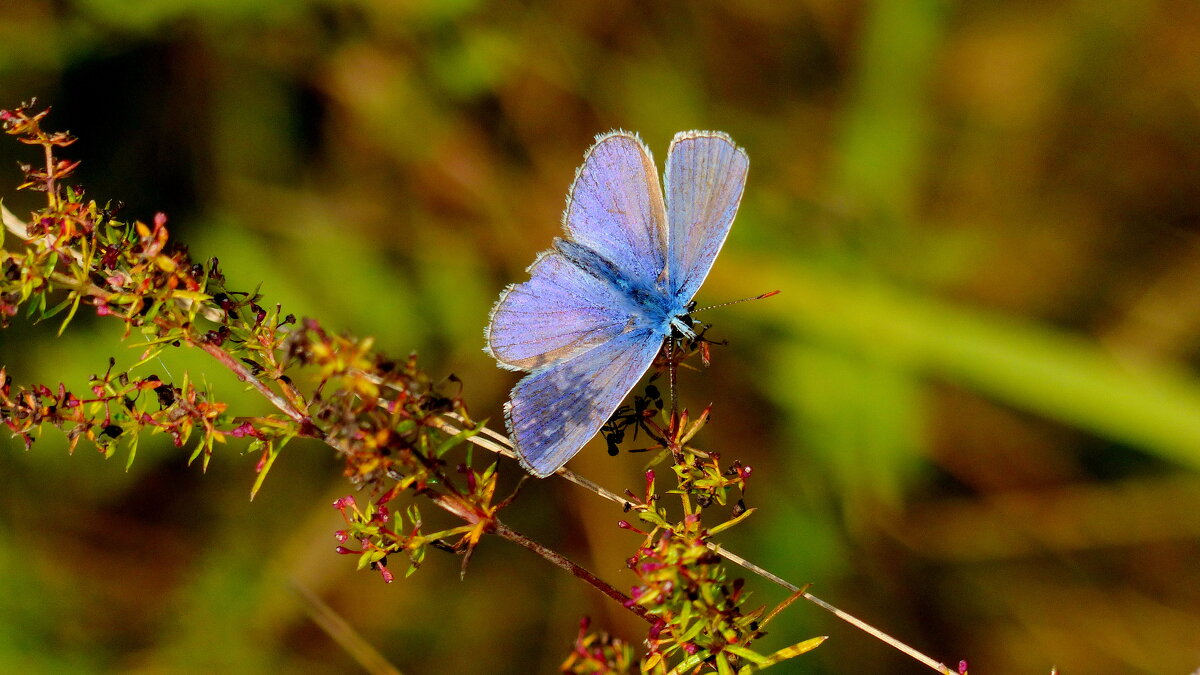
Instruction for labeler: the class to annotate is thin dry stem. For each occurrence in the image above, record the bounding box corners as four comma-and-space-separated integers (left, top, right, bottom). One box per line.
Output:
438, 413, 959, 675
43, 143, 56, 206
493, 520, 655, 624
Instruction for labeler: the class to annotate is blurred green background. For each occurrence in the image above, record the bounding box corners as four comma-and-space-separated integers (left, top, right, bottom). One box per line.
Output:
3, 1, 1200, 673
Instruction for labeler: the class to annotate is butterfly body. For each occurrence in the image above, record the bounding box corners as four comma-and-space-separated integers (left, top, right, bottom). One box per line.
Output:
486, 130, 748, 477
553, 238, 692, 339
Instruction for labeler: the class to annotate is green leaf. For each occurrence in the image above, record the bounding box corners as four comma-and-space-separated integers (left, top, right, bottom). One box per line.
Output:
56, 292, 83, 335
707, 508, 757, 537
716, 652, 735, 675
41, 292, 74, 321
724, 644, 768, 665
130, 345, 168, 371
199, 432, 214, 472
405, 556, 422, 578
171, 290, 211, 302
125, 434, 139, 471
756, 636, 827, 667
249, 438, 283, 501
26, 285, 45, 319
677, 617, 705, 643
671, 651, 706, 673
433, 423, 484, 458
637, 510, 671, 529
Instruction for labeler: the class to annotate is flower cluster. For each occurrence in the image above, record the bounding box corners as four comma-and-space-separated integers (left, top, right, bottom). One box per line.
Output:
611, 467, 766, 673
563, 461, 823, 673
0, 101, 486, 509
0, 361, 222, 469
561, 617, 638, 674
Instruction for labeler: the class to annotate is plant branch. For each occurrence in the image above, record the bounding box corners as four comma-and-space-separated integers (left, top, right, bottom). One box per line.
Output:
438, 413, 959, 675
493, 520, 656, 624
191, 337, 311, 427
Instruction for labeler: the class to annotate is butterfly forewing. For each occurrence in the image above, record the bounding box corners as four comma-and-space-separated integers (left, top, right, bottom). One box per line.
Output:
505, 329, 664, 477
562, 131, 669, 290
487, 250, 631, 371
664, 131, 749, 302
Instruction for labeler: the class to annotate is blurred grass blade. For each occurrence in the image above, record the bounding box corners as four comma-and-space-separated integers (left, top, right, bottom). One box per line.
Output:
747, 262, 1200, 471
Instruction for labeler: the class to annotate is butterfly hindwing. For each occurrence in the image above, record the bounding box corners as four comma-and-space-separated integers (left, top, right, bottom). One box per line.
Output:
664, 131, 749, 302
505, 329, 663, 477
487, 249, 632, 371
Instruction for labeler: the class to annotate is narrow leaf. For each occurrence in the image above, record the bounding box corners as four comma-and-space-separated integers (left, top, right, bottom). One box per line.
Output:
707, 507, 757, 536
57, 292, 83, 336
756, 636, 827, 667
250, 439, 282, 501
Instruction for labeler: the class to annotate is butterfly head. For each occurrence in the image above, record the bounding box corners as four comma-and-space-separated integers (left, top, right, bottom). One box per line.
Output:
668, 312, 697, 341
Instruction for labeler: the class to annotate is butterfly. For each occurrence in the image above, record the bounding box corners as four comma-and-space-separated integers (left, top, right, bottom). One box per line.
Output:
485, 130, 749, 477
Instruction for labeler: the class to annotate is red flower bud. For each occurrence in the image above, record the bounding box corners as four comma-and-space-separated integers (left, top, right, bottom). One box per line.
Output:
377, 564, 394, 583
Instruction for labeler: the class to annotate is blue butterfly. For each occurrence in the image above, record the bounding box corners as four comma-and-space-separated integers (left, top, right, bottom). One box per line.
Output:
486, 130, 749, 477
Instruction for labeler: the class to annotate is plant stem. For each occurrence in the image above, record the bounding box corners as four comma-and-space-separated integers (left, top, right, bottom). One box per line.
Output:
43, 142, 57, 208
444, 416, 959, 675
493, 520, 655, 624
192, 337, 311, 427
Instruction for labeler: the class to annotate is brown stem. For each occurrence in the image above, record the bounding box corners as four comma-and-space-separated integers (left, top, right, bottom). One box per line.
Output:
440, 416, 959, 675
416, 485, 654, 625
493, 520, 656, 625
192, 337, 312, 426
43, 142, 57, 207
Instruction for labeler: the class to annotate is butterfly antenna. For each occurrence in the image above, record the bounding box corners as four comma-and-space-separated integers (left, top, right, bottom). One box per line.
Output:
691, 290, 780, 314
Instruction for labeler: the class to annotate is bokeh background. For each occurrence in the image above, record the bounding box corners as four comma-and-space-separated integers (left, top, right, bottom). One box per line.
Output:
3, 1, 1200, 673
